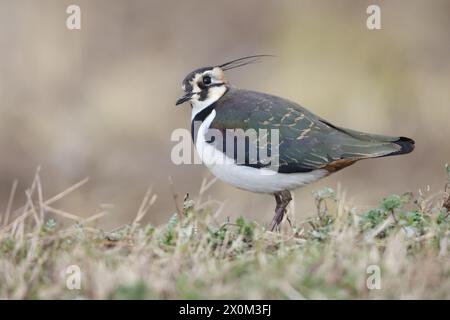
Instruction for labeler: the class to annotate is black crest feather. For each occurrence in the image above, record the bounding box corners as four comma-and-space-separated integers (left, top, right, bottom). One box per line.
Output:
219, 55, 275, 71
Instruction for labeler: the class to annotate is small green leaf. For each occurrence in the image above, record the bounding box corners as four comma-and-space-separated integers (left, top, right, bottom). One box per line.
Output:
236, 217, 255, 240
44, 218, 57, 232
312, 187, 336, 201
105, 232, 122, 241
381, 195, 403, 212
168, 213, 178, 229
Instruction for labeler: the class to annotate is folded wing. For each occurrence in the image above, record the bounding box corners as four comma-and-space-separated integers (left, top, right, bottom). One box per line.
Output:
208, 89, 414, 173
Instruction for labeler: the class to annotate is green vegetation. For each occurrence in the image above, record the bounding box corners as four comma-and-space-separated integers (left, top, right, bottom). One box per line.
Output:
1, 170, 450, 299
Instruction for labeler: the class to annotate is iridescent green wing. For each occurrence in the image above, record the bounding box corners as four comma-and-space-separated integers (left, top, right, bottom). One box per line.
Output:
209, 89, 407, 173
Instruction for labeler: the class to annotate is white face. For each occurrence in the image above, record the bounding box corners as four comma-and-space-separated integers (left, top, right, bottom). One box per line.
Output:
185, 67, 228, 119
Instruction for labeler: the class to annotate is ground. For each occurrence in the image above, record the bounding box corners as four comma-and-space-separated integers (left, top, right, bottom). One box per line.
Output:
1, 167, 450, 299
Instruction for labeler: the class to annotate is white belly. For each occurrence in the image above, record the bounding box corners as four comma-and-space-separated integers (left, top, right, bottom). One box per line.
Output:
195, 110, 328, 194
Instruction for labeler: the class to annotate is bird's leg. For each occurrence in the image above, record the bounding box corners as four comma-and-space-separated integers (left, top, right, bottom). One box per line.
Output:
269, 190, 292, 232
269, 193, 282, 231
274, 193, 282, 207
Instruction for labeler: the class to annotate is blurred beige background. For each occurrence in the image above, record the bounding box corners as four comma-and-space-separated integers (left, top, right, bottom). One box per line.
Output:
1, 0, 449, 229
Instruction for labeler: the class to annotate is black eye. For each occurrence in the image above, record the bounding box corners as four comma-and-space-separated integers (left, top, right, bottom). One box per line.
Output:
202, 76, 212, 85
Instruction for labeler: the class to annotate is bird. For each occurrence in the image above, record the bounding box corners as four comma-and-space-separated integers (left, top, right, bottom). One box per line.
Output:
175, 55, 415, 231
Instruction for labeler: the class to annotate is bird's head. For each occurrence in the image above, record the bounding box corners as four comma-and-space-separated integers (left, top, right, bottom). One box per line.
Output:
175, 66, 227, 108
175, 55, 274, 111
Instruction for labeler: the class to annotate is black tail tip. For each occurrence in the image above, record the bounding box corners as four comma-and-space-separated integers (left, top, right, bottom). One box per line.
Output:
394, 136, 415, 155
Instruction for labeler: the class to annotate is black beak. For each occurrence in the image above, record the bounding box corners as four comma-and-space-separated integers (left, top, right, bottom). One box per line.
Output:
175, 93, 192, 106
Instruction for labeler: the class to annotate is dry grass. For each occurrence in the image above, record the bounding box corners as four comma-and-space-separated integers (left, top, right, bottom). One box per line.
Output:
1, 168, 450, 300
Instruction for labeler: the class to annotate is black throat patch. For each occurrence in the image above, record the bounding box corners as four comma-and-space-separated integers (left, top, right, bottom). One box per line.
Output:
190, 103, 216, 143
190, 87, 228, 142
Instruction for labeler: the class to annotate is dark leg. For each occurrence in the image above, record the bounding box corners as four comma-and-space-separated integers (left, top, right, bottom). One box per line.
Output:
269, 190, 292, 231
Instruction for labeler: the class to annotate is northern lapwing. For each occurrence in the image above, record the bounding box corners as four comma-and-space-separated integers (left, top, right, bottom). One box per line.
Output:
176, 55, 415, 231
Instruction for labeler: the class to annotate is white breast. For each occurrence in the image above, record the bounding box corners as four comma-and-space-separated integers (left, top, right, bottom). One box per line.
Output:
194, 110, 329, 194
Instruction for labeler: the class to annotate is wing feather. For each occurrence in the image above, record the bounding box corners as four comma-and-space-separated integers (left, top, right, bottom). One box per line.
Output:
206, 88, 413, 173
